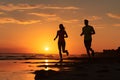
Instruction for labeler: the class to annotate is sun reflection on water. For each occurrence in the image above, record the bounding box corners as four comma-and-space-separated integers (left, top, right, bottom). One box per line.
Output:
43, 59, 70, 71
45, 59, 49, 71
45, 59, 48, 62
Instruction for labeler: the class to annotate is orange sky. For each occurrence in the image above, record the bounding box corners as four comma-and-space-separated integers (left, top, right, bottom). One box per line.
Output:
0, 0, 120, 55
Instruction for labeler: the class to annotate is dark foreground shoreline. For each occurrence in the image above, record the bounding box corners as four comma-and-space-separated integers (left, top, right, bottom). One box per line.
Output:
33, 53, 120, 80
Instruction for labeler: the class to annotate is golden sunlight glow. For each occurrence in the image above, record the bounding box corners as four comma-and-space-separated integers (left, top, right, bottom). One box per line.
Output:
45, 47, 49, 51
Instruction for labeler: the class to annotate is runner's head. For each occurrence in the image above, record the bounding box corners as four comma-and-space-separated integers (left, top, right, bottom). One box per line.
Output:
84, 19, 89, 26
59, 24, 65, 30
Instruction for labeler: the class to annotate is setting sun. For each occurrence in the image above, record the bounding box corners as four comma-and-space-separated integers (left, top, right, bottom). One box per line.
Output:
45, 47, 49, 51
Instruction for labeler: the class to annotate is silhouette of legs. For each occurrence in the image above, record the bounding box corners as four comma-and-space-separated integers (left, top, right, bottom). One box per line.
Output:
84, 40, 94, 58
86, 47, 91, 57
58, 41, 69, 62
90, 48, 95, 57
58, 42, 63, 62
62, 41, 69, 56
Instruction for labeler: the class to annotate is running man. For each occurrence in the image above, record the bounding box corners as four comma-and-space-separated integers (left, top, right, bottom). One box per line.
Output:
80, 19, 95, 58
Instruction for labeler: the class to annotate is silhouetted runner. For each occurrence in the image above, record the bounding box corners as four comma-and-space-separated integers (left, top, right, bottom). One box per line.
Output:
54, 24, 69, 62
80, 19, 95, 58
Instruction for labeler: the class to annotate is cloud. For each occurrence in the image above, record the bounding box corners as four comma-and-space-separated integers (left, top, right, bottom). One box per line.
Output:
43, 6, 79, 10
107, 13, 120, 19
29, 13, 57, 17
84, 16, 102, 21
46, 17, 79, 23
17, 20, 41, 24
0, 18, 41, 24
94, 25, 105, 29
113, 24, 120, 27
62, 19, 79, 23
46, 16, 61, 21
28, 12, 79, 23
0, 12, 4, 14
0, 3, 79, 11
0, 3, 40, 11
29, 12, 61, 21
